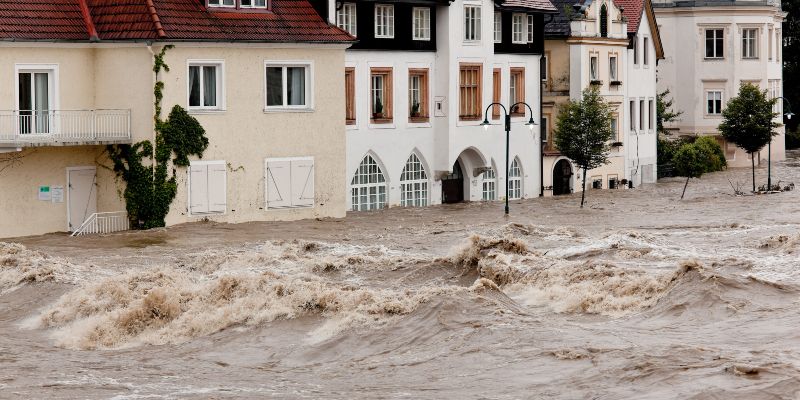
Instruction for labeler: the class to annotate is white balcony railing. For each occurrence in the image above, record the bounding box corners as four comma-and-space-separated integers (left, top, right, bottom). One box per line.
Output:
0, 109, 131, 145
71, 211, 130, 237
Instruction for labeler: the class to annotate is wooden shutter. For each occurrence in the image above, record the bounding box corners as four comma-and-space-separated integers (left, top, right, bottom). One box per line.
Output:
207, 163, 227, 213
189, 164, 209, 214
266, 160, 291, 208
290, 159, 314, 207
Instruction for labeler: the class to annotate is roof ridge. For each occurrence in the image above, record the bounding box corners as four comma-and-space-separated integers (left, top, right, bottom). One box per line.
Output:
78, 0, 100, 42
145, 0, 166, 38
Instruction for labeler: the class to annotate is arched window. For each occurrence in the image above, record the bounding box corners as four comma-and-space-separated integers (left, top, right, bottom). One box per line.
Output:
600, 4, 608, 38
400, 153, 429, 207
482, 167, 496, 200
351, 154, 387, 211
508, 158, 523, 200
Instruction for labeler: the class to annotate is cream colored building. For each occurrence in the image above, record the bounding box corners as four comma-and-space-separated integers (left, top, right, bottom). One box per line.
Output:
654, 0, 786, 167
0, 0, 352, 238
542, 0, 664, 195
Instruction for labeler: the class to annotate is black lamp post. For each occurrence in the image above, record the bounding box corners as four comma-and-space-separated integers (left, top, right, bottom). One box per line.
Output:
480, 102, 536, 215
770, 97, 795, 190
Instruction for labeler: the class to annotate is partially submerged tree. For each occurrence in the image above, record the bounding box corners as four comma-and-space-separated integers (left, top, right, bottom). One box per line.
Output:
657, 89, 683, 136
718, 83, 779, 192
554, 87, 614, 207
673, 143, 707, 199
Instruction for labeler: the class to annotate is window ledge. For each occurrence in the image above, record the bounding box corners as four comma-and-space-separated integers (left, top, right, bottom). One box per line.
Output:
703, 57, 725, 61
371, 118, 393, 124
408, 121, 432, 128
368, 123, 396, 129
263, 107, 314, 113
188, 108, 226, 115
409, 117, 430, 124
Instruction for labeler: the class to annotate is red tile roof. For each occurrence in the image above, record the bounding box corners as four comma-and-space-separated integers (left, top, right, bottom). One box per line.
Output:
0, 0, 354, 43
614, 0, 644, 33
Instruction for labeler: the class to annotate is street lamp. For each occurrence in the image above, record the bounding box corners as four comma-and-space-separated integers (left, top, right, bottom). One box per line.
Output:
769, 97, 794, 190
481, 102, 536, 215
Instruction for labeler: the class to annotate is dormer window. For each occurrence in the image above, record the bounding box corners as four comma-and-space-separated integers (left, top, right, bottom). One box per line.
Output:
375, 5, 395, 38
208, 0, 267, 9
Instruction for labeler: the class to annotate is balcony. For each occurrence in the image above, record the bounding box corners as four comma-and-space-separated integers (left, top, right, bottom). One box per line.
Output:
0, 109, 131, 147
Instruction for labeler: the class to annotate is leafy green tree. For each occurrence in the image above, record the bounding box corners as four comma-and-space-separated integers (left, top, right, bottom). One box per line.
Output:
692, 136, 726, 172
657, 89, 682, 135
718, 83, 779, 192
673, 143, 707, 199
554, 87, 614, 208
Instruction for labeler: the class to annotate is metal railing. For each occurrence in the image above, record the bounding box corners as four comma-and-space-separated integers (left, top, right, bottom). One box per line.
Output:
0, 109, 131, 144
71, 211, 130, 237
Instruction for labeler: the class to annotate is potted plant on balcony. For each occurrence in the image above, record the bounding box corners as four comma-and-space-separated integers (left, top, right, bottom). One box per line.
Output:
373, 98, 384, 120
410, 101, 420, 118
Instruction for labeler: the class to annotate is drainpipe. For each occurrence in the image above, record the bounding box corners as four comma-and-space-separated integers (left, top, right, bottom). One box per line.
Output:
540, 14, 554, 197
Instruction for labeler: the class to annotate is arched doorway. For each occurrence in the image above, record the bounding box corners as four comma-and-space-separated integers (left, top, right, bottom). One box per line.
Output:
442, 160, 464, 203
553, 159, 573, 195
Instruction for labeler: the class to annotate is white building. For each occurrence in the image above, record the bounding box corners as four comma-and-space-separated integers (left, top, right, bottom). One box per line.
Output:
323, 0, 557, 210
654, 0, 786, 167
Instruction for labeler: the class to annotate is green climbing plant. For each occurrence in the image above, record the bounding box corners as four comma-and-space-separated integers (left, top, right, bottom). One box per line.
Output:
107, 45, 209, 229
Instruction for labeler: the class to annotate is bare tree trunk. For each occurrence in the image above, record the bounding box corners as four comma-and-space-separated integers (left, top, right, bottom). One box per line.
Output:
580, 167, 587, 208
681, 176, 690, 199
751, 154, 756, 193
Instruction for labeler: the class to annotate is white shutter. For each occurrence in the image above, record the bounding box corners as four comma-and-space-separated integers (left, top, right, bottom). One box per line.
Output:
189, 164, 209, 214
207, 163, 227, 213
290, 158, 314, 207
266, 160, 291, 208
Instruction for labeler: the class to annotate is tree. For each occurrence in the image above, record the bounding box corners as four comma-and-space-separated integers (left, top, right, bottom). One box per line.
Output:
657, 89, 683, 135
718, 83, 779, 192
673, 143, 706, 199
554, 87, 614, 208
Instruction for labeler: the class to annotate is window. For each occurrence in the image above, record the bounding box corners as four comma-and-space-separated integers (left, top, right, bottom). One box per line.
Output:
265, 63, 310, 109
600, 4, 608, 37
413, 7, 431, 41
527, 15, 534, 43
639, 99, 645, 131
541, 55, 548, 81
345, 68, 355, 125
492, 68, 501, 119
541, 116, 548, 142
742, 28, 758, 59
769, 27, 774, 60
265, 157, 315, 209
400, 153, 429, 207
408, 69, 429, 121
707, 91, 723, 115
17, 68, 54, 134
189, 161, 226, 215
494, 12, 502, 43
512, 14, 526, 44
370, 68, 393, 122
482, 168, 496, 200
609, 56, 618, 81
351, 155, 387, 211
643, 37, 649, 65
188, 61, 223, 110
706, 29, 724, 59
375, 5, 394, 38
508, 158, 522, 200
590, 56, 599, 81
633, 36, 639, 65
648, 99, 654, 131
336, 3, 357, 36
611, 116, 618, 141
239, 0, 267, 8
208, 0, 265, 8
630, 100, 636, 132
464, 5, 481, 42
510, 68, 525, 115
208, 0, 235, 7
459, 64, 482, 120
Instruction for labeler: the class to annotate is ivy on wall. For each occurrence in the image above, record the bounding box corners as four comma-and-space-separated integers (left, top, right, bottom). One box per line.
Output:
107, 45, 209, 229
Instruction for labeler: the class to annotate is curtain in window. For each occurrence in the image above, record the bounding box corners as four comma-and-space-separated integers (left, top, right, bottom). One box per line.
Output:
203, 66, 217, 107
287, 67, 305, 106
189, 66, 200, 107
34, 73, 49, 133
267, 67, 283, 106
18, 73, 32, 134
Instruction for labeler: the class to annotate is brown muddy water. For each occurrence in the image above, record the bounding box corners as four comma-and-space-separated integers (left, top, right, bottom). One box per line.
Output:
3, 152, 800, 399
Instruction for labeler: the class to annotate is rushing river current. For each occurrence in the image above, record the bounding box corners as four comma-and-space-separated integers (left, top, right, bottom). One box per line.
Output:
2, 152, 800, 399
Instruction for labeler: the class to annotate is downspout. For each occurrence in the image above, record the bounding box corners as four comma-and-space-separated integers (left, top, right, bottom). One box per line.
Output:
540, 13, 554, 197
77, 0, 100, 42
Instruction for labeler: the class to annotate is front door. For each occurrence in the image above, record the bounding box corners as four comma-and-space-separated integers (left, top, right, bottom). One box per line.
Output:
553, 159, 573, 196
441, 161, 464, 203
68, 167, 97, 231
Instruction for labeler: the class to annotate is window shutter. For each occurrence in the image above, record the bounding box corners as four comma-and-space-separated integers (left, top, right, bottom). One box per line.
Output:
189, 164, 209, 214
207, 163, 227, 213
266, 160, 292, 208
290, 159, 315, 207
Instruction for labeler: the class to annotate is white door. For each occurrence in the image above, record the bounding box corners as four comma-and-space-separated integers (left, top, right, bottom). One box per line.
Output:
68, 167, 97, 231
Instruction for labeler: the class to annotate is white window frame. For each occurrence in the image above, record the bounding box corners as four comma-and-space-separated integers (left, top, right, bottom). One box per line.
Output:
590, 56, 599, 81
706, 90, 723, 115
609, 55, 618, 81
208, 0, 236, 8
412, 7, 431, 41
508, 158, 523, 200
512, 13, 526, 44
400, 153, 429, 207
239, 0, 267, 8
463, 5, 482, 42
482, 167, 496, 201
264, 61, 314, 111
742, 28, 759, 59
14, 63, 59, 135
494, 12, 502, 43
188, 159, 227, 216
633, 36, 639, 65
187, 60, 225, 112
643, 37, 649, 66
705, 28, 725, 59
351, 154, 388, 211
337, 3, 357, 36
375, 4, 395, 39
527, 14, 534, 43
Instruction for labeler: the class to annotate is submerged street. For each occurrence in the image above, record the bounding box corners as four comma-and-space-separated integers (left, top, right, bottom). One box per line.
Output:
2, 151, 800, 399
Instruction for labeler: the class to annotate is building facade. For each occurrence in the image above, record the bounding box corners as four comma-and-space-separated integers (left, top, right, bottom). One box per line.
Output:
654, 0, 786, 167
322, 0, 557, 210
0, 0, 353, 238
542, 0, 663, 195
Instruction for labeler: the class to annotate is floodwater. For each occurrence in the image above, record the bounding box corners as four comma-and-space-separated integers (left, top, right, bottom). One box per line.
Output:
2, 152, 800, 399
